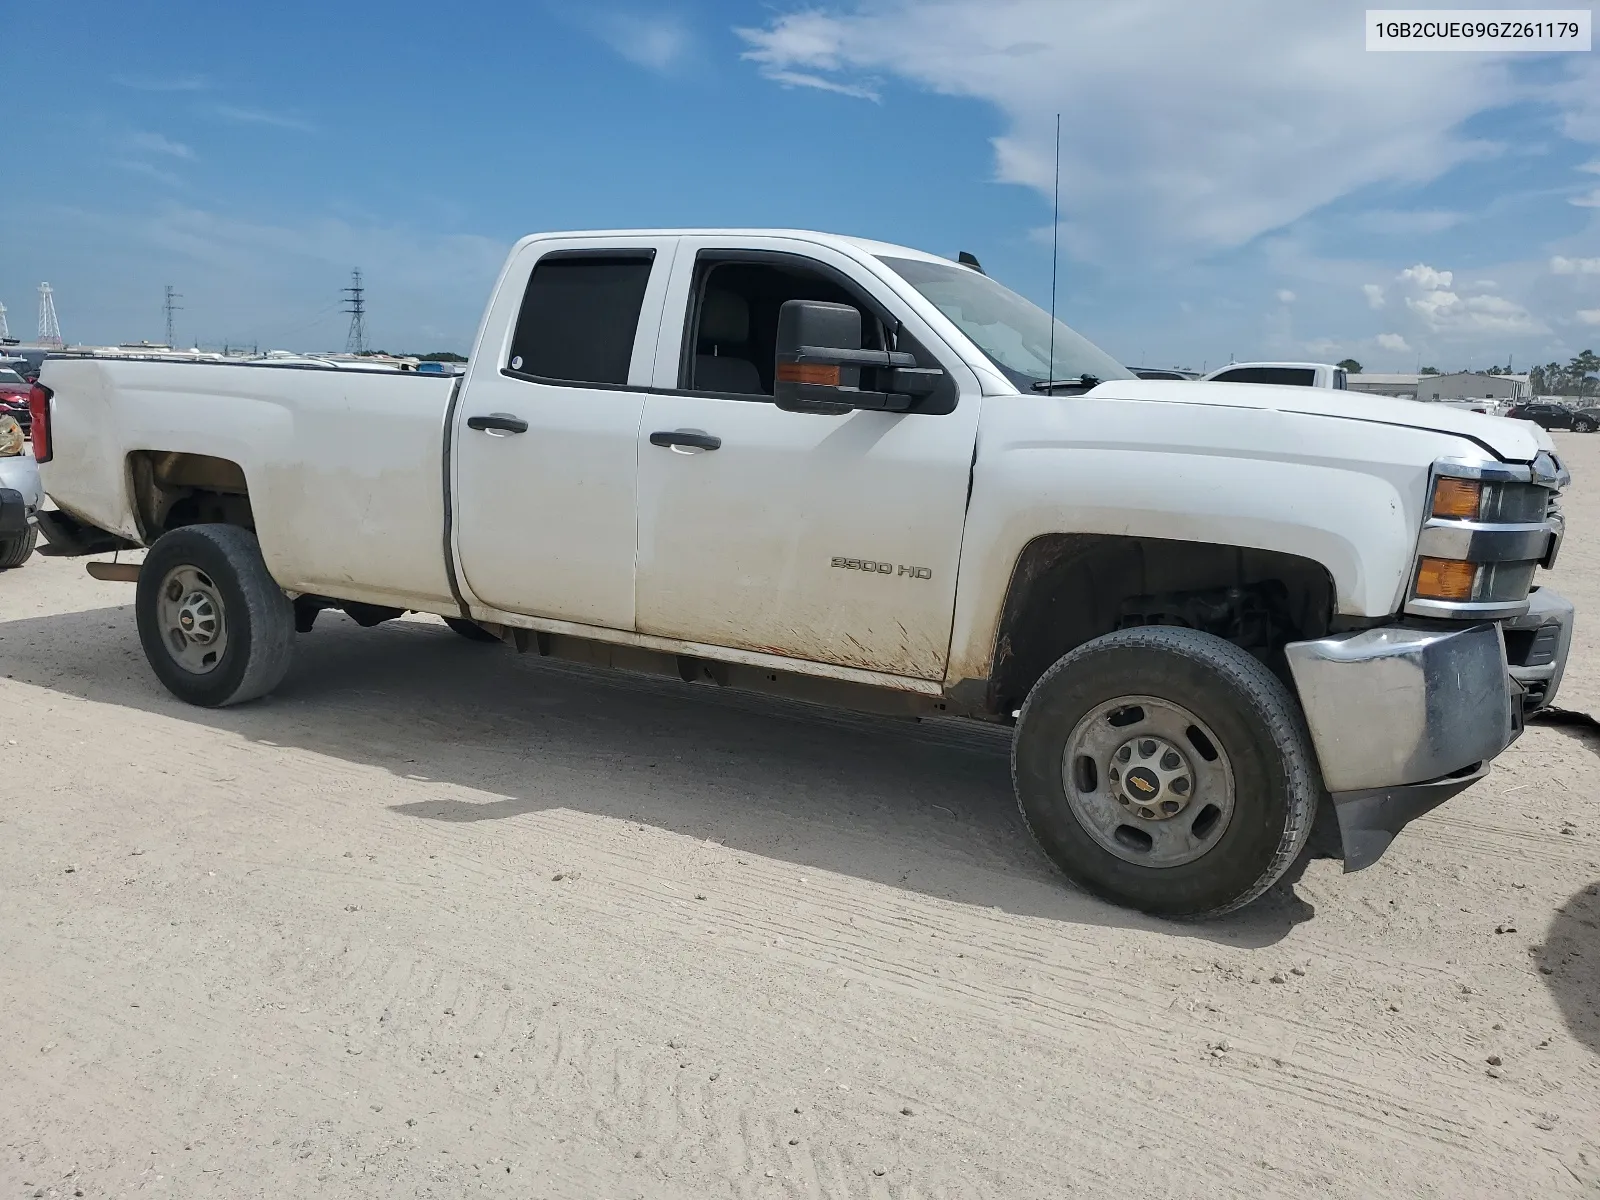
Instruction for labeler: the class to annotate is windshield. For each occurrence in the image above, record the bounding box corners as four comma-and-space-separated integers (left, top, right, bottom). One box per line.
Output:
878, 256, 1133, 389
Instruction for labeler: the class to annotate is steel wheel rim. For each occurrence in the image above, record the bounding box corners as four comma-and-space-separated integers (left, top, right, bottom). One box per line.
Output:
155, 564, 228, 675
1061, 694, 1236, 868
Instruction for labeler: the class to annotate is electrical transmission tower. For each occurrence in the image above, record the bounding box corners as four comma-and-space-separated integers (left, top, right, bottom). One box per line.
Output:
38, 283, 62, 347
164, 285, 183, 348
343, 268, 367, 354
0, 302, 8, 341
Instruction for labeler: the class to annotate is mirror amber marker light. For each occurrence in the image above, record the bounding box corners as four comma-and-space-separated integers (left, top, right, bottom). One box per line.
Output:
777, 363, 841, 386
1431, 477, 1482, 520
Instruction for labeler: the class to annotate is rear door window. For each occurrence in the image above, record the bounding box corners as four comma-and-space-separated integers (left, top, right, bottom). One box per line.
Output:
1214, 367, 1317, 386
506, 252, 656, 386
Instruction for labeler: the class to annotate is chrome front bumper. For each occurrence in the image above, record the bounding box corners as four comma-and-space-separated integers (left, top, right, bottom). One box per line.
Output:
1284, 612, 1554, 871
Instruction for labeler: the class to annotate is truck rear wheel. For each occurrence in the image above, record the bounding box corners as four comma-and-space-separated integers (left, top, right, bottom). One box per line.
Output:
0, 527, 37, 569
136, 524, 295, 707
1012, 626, 1319, 918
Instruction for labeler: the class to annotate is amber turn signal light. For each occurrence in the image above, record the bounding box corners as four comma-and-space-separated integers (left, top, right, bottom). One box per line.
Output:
1430, 476, 1481, 520
1415, 557, 1477, 601
777, 362, 840, 386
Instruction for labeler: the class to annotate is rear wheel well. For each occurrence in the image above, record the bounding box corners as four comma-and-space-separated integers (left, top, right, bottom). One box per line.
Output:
129, 451, 254, 539
985, 534, 1335, 716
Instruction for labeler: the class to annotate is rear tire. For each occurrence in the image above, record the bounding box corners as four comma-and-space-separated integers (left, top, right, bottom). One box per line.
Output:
136, 524, 295, 707
444, 616, 501, 643
0, 526, 37, 569
1012, 626, 1319, 918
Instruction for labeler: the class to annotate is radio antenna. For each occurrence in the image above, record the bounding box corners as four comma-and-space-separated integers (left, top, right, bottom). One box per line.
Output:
1047, 112, 1061, 385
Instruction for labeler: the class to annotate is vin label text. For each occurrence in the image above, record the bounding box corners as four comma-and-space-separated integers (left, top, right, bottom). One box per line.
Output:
1367, 10, 1591, 51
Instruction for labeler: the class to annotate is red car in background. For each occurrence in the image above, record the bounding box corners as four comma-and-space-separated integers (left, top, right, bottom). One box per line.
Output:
0, 368, 31, 434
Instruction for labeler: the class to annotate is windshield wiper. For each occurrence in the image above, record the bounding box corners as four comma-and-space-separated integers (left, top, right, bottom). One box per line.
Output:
1031, 374, 1101, 393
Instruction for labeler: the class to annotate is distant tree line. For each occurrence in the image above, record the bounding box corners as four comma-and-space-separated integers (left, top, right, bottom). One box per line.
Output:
1529, 351, 1600, 398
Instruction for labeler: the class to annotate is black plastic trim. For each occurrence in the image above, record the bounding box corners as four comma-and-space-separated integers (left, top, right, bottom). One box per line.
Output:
1332, 762, 1490, 872
439, 375, 471, 619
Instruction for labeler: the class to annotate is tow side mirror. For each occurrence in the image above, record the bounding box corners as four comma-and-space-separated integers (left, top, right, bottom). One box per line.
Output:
774, 299, 944, 416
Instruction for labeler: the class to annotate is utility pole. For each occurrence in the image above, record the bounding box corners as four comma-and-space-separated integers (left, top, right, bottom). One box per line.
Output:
343, 269, 367, 355
164, 285, 183, 348
37, 283, 62, 347
0, 302, 8, 341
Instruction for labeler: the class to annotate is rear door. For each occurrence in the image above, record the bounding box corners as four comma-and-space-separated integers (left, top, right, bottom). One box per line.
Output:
631, 237, 981, 680
453, 237, 676, 628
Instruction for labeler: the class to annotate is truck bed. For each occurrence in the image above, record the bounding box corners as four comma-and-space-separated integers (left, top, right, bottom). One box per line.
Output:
38, 356, 461, 611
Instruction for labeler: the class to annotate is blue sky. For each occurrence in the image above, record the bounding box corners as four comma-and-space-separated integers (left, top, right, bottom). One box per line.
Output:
3, 0, 1598, 372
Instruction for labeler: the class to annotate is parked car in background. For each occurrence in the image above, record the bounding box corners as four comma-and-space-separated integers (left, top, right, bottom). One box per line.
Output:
0, 368, 32, 433
1201, 362, 1348, 388
0, 431, 41, 568
1505, 402, 1574, 431
1564, 406, 1600, 432
3, 349, 50, 383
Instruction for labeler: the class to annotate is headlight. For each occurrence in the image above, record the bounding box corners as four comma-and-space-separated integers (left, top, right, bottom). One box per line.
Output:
1407, 460, 1562, 620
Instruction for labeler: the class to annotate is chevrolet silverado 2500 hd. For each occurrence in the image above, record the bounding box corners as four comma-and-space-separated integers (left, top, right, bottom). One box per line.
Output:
30, 229, 1574, 917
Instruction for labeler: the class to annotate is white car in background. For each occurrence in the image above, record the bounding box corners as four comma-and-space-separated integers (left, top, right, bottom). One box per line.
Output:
1202, 362, 1348, 389
0, 440, 42, 568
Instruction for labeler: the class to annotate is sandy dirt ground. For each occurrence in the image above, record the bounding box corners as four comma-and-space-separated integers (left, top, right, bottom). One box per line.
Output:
1, 434, 1597, 1200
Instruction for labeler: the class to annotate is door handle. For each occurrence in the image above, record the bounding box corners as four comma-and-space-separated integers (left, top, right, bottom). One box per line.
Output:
649, 429, 721, 451
467, 413, 529, 435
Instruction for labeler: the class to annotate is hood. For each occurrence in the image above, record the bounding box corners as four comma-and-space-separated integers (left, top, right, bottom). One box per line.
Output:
1092, 378, 1548, 462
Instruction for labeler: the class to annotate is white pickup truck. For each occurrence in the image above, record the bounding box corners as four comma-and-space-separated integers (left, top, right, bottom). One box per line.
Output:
1201, 362, 1349, 389
31, 228, 1573, 917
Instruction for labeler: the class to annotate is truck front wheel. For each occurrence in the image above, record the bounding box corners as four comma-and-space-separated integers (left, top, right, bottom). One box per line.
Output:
136, 524, 295, 707
1012, 626, 1319, 918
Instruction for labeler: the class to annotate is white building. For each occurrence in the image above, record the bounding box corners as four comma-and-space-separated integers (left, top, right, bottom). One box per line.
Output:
1346, 373, 1419, 398
1415, 372, 1529, 403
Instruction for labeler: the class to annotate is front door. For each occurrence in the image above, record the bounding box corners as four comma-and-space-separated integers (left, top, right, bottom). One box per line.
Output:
453, 237, 676, 629
633, 240, 981, 680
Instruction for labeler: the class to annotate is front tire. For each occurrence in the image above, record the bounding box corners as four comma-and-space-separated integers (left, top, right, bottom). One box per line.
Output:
1012, 626, 1319, 918
1576, 417, 1596, 433
0, 526, 37, 569
136, 524, 295, 707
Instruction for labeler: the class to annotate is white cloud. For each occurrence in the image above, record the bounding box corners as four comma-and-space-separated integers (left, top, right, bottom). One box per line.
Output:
734, 1, 1529, 259
1552, 256, 1600, 274
1571, 188, 1600, 208
1276, 289, 1296, 304
1376, 333, 1411, 352
1579, 310, 1600, 326
213, 105, 314, 133
1395, 261, 1541, 336
592, 12, 693, 72
1398, 263, 1452, 291
1363, 283, 1386, 310
761, 70, 882, 101
125, 132, 194, 160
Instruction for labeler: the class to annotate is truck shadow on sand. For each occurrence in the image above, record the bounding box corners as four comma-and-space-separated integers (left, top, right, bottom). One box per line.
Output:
0, 603, 1317, 947
1542, 881, 1600, 1057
